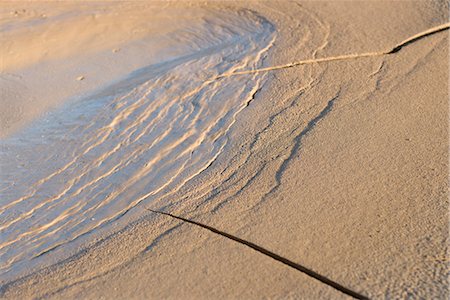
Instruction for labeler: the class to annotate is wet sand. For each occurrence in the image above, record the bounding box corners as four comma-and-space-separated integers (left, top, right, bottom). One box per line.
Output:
0, 1, 448, 299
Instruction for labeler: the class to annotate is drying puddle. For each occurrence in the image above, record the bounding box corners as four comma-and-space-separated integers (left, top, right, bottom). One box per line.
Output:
0, 7, 275, 280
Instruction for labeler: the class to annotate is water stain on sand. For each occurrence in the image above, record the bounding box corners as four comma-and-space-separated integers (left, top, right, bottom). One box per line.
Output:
0, 7, 275, 279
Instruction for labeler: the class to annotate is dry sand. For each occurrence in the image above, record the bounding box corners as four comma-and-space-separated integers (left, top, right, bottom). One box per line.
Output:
0, 1, 449, 299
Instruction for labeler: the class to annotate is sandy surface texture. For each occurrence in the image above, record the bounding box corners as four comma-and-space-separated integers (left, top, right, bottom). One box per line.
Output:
0, 1, 448, 299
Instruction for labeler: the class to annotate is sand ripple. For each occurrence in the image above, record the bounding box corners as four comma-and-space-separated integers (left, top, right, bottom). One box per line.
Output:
0, 8, 274, 278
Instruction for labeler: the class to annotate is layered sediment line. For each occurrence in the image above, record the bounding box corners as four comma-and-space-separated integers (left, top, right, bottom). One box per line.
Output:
0, 7, 275, 280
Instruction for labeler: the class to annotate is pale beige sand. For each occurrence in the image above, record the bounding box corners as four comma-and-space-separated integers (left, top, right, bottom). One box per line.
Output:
1, 1, 449, 299
0, 1, 234, 137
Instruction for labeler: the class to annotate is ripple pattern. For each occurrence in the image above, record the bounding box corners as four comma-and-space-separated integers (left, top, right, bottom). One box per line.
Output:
0, 8, 275, 278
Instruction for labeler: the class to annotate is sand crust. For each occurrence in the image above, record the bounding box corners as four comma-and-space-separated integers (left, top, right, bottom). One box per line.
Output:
0, 1, 448, 298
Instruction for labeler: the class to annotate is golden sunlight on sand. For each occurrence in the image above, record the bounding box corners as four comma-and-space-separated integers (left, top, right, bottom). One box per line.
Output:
0, 1, 448, 299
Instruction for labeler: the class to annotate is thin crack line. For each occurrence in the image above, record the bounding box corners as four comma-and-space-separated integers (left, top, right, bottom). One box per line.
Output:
216, 22, 449, 78
147, 209, 369, 300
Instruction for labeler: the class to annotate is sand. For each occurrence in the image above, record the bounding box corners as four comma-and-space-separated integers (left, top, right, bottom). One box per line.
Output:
0, 1, 448, 299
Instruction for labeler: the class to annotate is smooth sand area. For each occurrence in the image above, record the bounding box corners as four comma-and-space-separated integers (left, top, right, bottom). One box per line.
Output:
0, 1, 448, 299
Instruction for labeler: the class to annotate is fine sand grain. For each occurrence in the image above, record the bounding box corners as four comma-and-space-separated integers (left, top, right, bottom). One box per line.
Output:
0, 1, 448, 299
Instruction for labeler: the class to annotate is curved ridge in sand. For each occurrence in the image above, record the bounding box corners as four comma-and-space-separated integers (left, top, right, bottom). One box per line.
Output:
218, 21, 450, 77
0, 2, 448, 299
0, 7, 275, 279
